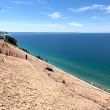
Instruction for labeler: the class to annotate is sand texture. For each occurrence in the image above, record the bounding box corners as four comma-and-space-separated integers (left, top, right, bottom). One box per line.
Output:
0, 40, 110, 110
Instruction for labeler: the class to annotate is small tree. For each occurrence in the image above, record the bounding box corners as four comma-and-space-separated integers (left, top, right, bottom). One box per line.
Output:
5, 35, 17, 46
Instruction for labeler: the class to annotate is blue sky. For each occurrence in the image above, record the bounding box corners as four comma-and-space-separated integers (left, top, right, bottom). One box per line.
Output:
0, 0, 110, 32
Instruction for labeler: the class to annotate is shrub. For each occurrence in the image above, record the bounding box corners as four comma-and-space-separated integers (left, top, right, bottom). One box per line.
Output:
36, 55, 43, 60
36, 55, 48, 62
5, 35, 17, 46
0, 48, 2, 53
0, 36, 4, 40
20, 48, 30, 53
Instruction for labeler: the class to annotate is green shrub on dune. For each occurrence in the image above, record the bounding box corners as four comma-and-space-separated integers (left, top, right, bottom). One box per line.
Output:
5, 35, 17, 46
36, 55, 48, 62
20, 48, 30, 53
36, 55, 43, 60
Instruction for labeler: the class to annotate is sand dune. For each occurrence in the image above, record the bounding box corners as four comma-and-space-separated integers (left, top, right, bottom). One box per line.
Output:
0, 40, 110, 110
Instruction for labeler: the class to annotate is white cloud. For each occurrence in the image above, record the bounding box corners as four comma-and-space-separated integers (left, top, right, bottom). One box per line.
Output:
10, 0, 33, 5
106, 6, 110, 13
10, 0, 45, 5
67, 22, 83, 28
10, 0, 52, 11
68, 4, 105, 12
92, 4, 104, 10
43, 12, 62, 19
78, 7, 91, 12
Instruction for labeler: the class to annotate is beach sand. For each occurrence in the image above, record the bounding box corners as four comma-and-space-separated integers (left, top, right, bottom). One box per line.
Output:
0, 40, 110, 110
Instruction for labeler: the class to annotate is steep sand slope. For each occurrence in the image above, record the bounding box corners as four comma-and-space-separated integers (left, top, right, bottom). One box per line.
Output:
0, 40, 110, 110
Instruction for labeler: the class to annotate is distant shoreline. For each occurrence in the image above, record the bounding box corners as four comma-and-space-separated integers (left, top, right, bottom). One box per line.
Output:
8, 32, 110, 34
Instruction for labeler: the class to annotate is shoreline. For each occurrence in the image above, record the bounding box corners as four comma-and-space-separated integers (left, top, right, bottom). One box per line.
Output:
43, 59, 110, 95
0, 40, 110, 109
43, 60, 110, 94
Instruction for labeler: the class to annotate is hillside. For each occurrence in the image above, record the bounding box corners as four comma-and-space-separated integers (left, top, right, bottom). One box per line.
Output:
0, 40, 110, 110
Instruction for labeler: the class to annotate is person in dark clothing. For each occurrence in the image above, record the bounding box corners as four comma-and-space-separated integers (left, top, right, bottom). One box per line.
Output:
26, 54, 28, 60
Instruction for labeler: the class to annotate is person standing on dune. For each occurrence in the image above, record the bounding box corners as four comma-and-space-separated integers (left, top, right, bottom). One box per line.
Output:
26, 54, 27, 60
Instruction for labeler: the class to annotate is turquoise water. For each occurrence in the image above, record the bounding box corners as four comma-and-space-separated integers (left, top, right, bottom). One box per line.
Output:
10, 32, 110, 92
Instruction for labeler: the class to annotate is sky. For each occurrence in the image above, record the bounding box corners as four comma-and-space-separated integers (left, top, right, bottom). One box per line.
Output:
0, 0, 110, 32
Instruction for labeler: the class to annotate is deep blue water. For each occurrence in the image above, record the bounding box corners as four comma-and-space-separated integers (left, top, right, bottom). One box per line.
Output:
10, 32, 110, 92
